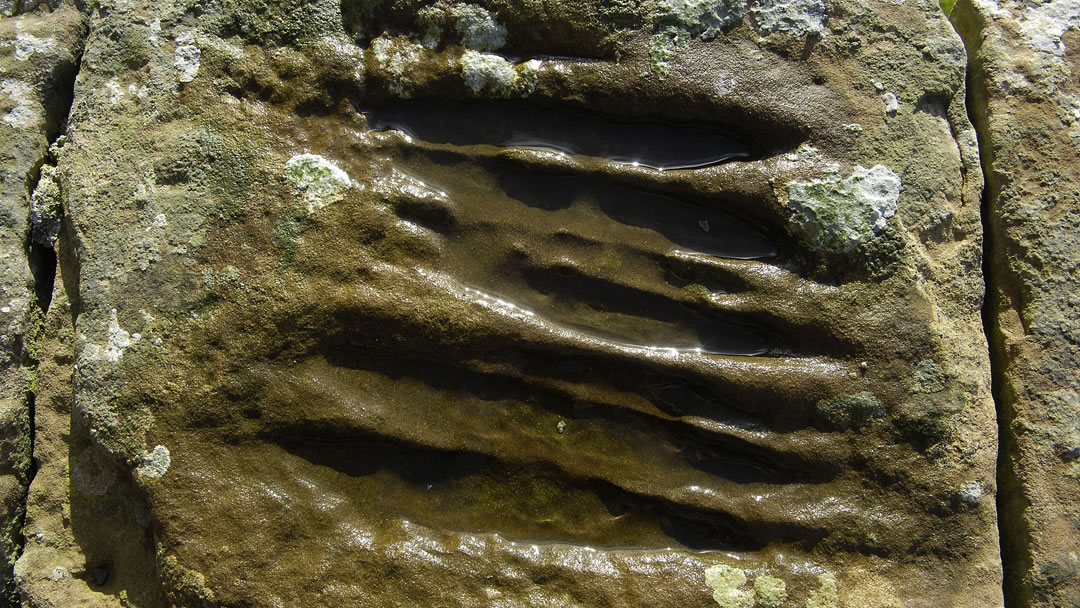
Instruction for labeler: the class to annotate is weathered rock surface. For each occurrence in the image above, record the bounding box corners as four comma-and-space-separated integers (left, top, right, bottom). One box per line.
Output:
0, 3, 84, 602
10, 0, 1003, 606
951, 0, 1080, 605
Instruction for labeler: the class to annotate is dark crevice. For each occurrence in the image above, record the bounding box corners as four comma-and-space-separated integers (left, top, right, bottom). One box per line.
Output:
27, 243, 57, 316
948, 2, 1027, 606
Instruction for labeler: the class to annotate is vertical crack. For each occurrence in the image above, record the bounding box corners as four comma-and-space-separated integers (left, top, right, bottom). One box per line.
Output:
6, 7, 88, 604
947, 2, 1030, 606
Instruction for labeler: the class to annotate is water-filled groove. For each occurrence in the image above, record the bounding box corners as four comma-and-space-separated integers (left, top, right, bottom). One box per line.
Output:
363, 101, 758, 170
264, 425, 828, 552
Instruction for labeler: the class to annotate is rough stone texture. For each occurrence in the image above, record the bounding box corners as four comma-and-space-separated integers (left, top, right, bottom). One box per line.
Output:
0, 3, 85, 602
952, 0, 1080, 605
15, 0, 1001, 606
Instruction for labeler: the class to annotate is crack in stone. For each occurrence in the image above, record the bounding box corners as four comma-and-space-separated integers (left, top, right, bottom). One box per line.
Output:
947, 2, 1026, 605
8, 12, 87, 601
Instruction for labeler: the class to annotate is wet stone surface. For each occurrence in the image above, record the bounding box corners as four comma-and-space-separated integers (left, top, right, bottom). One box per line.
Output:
14, 0, 1001, 606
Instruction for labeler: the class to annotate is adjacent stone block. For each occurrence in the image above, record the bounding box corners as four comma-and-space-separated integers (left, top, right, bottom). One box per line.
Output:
952, 0, 1080, 605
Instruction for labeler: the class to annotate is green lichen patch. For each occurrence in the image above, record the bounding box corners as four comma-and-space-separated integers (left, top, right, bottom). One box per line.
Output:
284, 154, 353, 213
29, 164, 61, 246
816, 392, 886, 431
806, 573, 839, 608
750, 0, 828, 38
892, 407, 951, 452
786, 164, 901, 253
911, 359, 947, 393
704, 565, 754, 608
753, 574, 787, 607
657, 0, 744, 40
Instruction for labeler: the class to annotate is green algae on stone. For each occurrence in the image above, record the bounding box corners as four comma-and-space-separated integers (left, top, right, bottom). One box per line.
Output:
35, 0, 1003, 604
817, 392, 886, 431
649, 27, 688, 74
704, 565, 754, 608
787, 165, 901, 253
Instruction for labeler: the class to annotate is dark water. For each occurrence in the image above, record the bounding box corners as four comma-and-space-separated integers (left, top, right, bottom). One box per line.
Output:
364, 101, 752, 170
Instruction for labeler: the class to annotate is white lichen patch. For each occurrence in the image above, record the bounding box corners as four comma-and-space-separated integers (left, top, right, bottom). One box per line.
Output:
786, 164, 901, 252
136, 445, 171, 479
104, 309, 139, 362
285, 154, 354, 213
13, 32, 55, 61
417, 2, 508, 50
750, 0, 828, 38
450, 3, 507, 50
460, 50, 537, 97
659, 0, 744, 39
149, 18, 162, 47
753, 575, 787, 607
105, 79, 125, 105
372, 36, 423, 97
80, 309, 141, 363
1, 80, 40, 129
174, 31, 201, 83
981, 0, 1080, 93
958, 481, 983, 505
704, 565, 754, 608
1017, 0, 1080, 58
806, 573, 839, 608
883, 91, 899, 115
